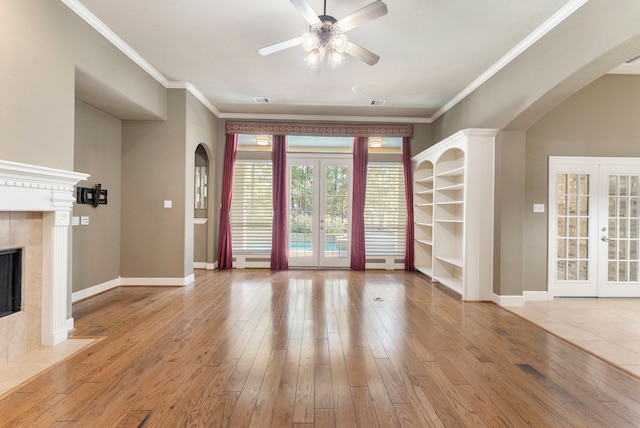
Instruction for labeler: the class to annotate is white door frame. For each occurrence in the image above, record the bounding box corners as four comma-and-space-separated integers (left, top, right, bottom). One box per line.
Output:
548, 156, 640, 298
288, 153, 352, 268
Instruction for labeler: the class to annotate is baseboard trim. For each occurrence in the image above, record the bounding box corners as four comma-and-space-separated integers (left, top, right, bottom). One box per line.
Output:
66, 317, 75, 333
193, 262, 207, 269
524, 290, 550, 301
120, 275, 195, 286
206, 262, 217, 270
72, 277, 121, 303
492, 293, 525, 307
72, 274, 197, 307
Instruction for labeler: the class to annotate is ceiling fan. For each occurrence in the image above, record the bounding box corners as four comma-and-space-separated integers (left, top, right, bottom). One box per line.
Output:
259, 0, 388, 74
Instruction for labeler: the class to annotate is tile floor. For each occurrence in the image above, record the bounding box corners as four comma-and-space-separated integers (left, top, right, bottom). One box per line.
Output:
506, 298, 640, 378
0, 338, 98, 399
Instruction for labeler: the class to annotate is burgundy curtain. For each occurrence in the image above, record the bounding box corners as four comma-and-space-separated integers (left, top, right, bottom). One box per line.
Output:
270, 135, 288, 270
402, 137, 415, 271
350, 137, 368, 270
217, 134, 238, 270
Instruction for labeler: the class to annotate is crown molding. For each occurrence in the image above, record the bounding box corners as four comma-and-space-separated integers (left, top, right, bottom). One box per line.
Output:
167, 82, 221, 117
62, 0, 586, 125
429, 0, 589, 123
61, 0, 221, 117
218, 112, 430, 124
61, 0, 169, 86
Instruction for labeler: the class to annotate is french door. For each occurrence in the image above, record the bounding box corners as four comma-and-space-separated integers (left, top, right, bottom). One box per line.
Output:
549, 157, 640, 297
288, 155, 351, 267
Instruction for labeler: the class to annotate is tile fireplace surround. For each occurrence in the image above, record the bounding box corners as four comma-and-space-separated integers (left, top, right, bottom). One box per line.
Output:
0, 160, 88, 362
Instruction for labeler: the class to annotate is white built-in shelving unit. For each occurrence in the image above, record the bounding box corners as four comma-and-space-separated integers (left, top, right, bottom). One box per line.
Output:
412, 129, 498, 300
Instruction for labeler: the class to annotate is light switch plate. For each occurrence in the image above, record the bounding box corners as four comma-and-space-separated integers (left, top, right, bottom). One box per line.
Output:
80, 216, 89, 225
533, 204, 545, 213
163, 200, 172, 208
71, 216, 80, 226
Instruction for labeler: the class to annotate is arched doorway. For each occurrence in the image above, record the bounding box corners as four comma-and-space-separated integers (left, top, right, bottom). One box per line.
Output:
194, 144, 209, 269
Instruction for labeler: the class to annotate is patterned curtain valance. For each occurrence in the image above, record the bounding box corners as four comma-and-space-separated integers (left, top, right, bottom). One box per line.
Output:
225, 121, 414, 138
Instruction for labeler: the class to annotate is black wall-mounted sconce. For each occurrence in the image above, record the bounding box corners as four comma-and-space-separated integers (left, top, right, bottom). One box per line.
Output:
77, 183, 108, 207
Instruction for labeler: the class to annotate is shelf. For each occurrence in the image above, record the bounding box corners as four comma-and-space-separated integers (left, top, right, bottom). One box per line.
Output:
416, 266, 433, 278
435, 200, 463, 206
436, 219, 464, 224
435, 255, 463, 268
415, 176, 434, 184
412, 129, 497, 301
433, 275, 463, 295
436, 183, 464, 192
436, 166, 465, 178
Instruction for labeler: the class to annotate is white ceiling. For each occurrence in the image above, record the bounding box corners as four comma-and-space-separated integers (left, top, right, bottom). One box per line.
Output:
68, 0, 600, 122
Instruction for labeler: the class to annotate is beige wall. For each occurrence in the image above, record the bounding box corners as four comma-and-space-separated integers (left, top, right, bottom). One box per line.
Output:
525, 74, 640, 292
73, 101, 122, 291
5, 0, 640, 299
431, 0, 640, 143
121, 90, 187, 279
0, 0, 166, 170
431, 0, 640, 296
493, 131, 526, 295
411, 123, 432, 155
0, 2, 219, 295
185, 93, 219, 272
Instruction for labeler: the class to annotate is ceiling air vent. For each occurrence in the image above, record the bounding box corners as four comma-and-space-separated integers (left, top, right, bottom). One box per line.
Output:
369, 99, 386, 106
253, 97, 271, 104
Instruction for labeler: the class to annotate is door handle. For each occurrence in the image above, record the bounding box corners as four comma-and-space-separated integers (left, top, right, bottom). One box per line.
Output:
601, 236, 616, 242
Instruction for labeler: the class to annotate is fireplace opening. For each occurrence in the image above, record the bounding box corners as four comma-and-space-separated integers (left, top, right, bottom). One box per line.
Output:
0, 248, 22, 318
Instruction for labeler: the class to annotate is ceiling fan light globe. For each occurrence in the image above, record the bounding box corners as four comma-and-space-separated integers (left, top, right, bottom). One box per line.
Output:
330, 34, 348, 53
302, 32, 318, 52
328, 51, 345, 68
305, 50, 321, 68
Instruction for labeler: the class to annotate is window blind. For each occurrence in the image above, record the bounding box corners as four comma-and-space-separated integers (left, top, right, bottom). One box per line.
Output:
365, 163, 407, 255
230, 160, 273, 254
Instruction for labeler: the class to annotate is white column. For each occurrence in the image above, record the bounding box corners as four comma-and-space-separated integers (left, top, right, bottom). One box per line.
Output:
41, 210, 71, 346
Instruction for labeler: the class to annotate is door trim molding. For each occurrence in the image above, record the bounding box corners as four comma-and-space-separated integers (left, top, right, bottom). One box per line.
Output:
547, 156, 640, 298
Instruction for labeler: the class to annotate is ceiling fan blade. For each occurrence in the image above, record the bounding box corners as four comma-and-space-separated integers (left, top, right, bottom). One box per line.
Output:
336, 0, 388, 32
345, 42, 380, 66
290, 0, 322, 26
259, 37, 303, 56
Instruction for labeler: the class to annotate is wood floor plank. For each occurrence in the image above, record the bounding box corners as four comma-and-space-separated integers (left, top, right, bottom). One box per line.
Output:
359, 346, 401, 428
294, 320, 316, 424
227, 333, 275, 427
272, 338, 302, 427
2, 270, 640, 427
314, 363, 334, 410
351, 386, 380, 428
327, 332, 358, 427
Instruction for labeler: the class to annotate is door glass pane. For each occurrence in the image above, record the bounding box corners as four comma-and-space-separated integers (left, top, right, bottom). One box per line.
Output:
607, 174, 640, 282
324, 165, 349, 259
289, 165, 314, 257
556, 173, 590, 281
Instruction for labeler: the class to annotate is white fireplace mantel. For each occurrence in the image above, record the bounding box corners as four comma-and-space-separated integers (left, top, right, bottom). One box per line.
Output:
0, 160, 89, 346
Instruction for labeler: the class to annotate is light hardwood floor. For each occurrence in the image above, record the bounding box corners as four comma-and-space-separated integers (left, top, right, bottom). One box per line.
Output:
2, 269, 640, 427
